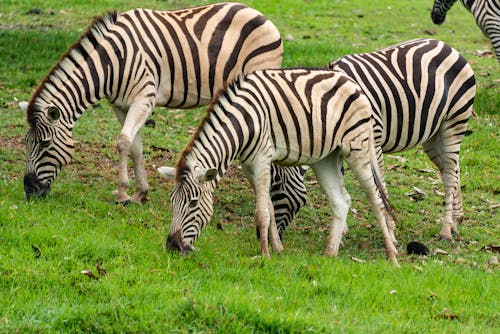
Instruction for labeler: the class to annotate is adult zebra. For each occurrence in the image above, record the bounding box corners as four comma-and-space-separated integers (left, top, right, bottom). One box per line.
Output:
20, 3, 306, 223
431, 0, 500, 62
328, 38, 475, 242
158, 68, 399, 263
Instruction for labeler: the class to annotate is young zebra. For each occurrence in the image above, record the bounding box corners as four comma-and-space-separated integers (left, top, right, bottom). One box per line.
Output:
21, 3, 295, 207
158, 68, 399, 263
431, 0, 500, 62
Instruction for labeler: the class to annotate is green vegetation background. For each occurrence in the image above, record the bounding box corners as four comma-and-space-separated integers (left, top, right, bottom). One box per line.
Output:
0, 0, 498, 332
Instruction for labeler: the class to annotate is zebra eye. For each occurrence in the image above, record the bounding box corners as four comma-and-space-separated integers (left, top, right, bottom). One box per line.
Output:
40, 139, 51, 148
189, 197, 199, 208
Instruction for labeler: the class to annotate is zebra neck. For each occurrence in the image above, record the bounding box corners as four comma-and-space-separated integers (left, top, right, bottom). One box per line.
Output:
35, 46, 111, 128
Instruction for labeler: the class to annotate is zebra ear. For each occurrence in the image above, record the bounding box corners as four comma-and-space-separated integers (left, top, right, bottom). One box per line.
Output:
19, 101, 29, 115
47, 106, 61, 123
197, 168, 218, 182
157, 166, 177, 178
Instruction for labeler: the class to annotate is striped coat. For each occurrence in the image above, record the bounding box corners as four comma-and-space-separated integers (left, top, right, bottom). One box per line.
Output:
159, 68, 398, 263
21, 3, 283, 205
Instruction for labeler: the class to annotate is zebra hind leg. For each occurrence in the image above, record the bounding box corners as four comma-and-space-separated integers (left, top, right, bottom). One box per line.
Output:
343, 134, 398, 264
423, 132, 464, 241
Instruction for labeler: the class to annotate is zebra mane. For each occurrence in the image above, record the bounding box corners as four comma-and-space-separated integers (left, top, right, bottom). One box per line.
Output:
27, 11, 120, 123
176, 82, 238, 179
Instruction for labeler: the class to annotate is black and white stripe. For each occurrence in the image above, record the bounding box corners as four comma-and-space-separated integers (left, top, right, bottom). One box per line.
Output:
159, 68, 399, 262
327, 38, 476, 240
431, 0, 500, 62
21, 3, 285, 205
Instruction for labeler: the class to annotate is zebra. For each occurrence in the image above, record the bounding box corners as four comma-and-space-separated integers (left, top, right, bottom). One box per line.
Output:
158, 68, 399, 263
19, 2, 308, 225
329, 38, 476, 242
431, 0, 500, 62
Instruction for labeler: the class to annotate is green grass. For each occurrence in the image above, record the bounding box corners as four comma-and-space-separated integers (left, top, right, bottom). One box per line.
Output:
0, 0, 499, 332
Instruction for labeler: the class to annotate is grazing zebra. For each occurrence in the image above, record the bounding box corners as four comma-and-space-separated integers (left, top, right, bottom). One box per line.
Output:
158, 68, 399, 263
431, 0, 500, 62
21, 3, 293, 207
330, 38, 476, 242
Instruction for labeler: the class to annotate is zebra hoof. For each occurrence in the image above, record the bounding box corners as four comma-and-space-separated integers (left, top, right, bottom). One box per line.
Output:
115, 198, 133, 206
438, 234, 454, 242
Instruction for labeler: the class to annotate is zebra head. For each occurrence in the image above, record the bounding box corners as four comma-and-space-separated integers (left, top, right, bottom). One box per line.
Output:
158, 165, 218, 255
431, 0, 459, 24
21, 101, 75, 199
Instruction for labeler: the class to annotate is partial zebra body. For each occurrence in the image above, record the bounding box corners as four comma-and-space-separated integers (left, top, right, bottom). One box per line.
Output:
159, 68, 398, 263
431, 0, 500, 62
22, 3, 289, 206
327, 38, 475, 240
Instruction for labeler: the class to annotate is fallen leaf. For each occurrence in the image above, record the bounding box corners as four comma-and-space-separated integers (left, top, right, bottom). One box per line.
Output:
475, 49, 493, 57
387, 155, 407, 163
424, 29, 436, 35
432, 248, 448, 256
435, 308, 459, 320
406, 187, 426, 201
95, 263, 107, 276
487, 255, 498, 266
81, 270, 99, 280
482, 245, 500, 253
351, 256, 366, 263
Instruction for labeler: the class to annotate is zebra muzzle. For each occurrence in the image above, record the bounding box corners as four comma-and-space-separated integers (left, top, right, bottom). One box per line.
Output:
165, 230, 193, 256
24, 173, 50, 199
431, 9, 446, 24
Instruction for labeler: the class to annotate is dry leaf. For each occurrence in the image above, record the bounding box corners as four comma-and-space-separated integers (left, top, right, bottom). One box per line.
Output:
387, 155, 407, 163
406, 187, 426, 201
475, 50, 493, 57
487, 255, 498, 266
435, 308, 459, 320
482, 245, 500, 253
81, 270, 99, 280
95, 263, 107, 276
351, 256, 366, 263
432, 248, 448, 256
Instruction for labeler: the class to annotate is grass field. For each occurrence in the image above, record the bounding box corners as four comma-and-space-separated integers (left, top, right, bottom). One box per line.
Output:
0, 0, 499, 332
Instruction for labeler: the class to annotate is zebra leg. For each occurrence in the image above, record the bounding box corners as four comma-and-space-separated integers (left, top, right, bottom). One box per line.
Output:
113, 107, 132, 203
423, 133, 463, 240
244, 160, 283, 258
311, 153, 351, 258
269, 165, 307, 239
376, 146, 397, 247
344, 136, 398, 264
114, 99, 154, 204
130, 132, 149, 203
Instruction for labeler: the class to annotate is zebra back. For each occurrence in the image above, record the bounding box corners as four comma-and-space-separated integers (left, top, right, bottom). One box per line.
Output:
329, 38, 476, 153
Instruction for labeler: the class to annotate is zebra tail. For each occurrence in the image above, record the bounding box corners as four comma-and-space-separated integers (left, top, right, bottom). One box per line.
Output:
370, 163, 396, 223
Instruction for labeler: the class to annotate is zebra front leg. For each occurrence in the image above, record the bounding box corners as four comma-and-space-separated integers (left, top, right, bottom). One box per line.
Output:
130, 132, 149, 203
246, 160, 283, 258
312, 154, 351, 257
114, 99, 155, 204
